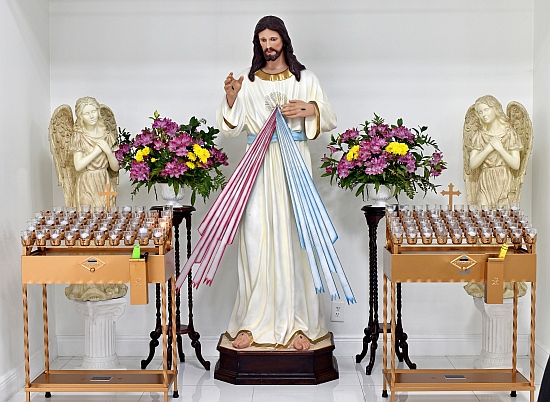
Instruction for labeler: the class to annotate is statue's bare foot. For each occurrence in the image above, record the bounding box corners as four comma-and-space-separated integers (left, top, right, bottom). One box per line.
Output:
290, 334, 311, 350
232, 332, 252, 349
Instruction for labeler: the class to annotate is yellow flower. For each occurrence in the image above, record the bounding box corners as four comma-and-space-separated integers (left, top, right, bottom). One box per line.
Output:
193, 143, 210, 163
135, 147, 151, 162
187, 152, 197, 161
346, 145, 360, 161
186, 161, 196, 169
151, 158, 157, 162
385, 142, 409, 156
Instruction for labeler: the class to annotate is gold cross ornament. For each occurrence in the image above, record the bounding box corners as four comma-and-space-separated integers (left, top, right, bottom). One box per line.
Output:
441, 183, 461, 210
99, 184, 118, 209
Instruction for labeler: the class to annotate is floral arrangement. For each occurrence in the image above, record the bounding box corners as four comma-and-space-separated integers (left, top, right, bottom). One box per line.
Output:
321, 114, 446, 199
117, 111, 228, 205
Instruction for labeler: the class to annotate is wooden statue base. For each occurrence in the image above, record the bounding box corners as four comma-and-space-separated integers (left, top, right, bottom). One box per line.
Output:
214, 332, 339, 385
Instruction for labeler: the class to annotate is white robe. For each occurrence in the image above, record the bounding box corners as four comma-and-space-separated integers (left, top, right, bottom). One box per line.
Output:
216, 68, 337, 347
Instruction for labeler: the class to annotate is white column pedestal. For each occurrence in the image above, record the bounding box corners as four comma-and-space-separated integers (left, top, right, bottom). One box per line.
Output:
73, 298, 127, 370
473, 296, 522, 369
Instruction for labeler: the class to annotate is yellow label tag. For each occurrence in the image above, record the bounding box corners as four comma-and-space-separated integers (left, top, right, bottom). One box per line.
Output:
498, 243, 509, 258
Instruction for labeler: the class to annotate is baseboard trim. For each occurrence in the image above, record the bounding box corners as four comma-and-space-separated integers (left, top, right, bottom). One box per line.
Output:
57, 333, 531, 359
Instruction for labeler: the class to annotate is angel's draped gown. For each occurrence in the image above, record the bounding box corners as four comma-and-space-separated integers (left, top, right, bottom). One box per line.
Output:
69, 129, 118, 207
65, 128, 123, 302
467, 126, 522, 207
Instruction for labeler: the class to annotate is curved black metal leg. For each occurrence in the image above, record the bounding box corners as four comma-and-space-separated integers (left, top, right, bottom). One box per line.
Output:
356, 326, 373, 363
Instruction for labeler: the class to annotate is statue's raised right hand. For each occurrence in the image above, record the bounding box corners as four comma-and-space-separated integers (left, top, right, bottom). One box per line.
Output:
224, 72, 244, 96
224, 72, 244, 108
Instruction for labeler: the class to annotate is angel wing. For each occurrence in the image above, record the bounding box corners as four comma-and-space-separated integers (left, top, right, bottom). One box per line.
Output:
100, 104, 120, 191
462, 105, 481, 205
506, 101, 532, 203
48, 105, 77, 207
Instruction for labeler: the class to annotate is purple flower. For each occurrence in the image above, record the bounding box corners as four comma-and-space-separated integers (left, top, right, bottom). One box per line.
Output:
133, 131, 154, 147
364, 136, 388, 155
364, 155, 388, 175
152, 118, 179, 137
153, 138, 166, 150
115, 143, 131, 161
168, 134, 193, 156
340, 128, 360, 142
429, 151, 443, 166
161, 159, 188, 178
337, 158, 354, 178
357, 145, 371, 162
430, 168, 442, 177
368, 124, 390, 138
210, 147, 228, 166
397, 153, 417, 173
391, 126, 415, 142
327, 145, 338, 154
129, 161, 150, 181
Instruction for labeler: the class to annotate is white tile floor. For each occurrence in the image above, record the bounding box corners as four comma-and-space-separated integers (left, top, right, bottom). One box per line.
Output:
8, 355, 543, 402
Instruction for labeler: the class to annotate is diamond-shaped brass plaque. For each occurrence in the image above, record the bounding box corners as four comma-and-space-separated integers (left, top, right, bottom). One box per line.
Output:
450, 255, 477, 272
80, 256, 106, 273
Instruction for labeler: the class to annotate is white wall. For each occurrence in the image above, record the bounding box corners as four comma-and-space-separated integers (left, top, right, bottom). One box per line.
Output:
0, 0, 52, 397
533, 0, 550, 360
47, 0, 538, 361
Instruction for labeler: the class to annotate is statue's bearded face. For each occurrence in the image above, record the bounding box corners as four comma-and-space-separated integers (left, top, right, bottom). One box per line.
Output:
258, 28, 284, 62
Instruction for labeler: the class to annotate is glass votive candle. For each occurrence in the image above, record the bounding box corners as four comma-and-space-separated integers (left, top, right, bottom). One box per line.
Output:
436, 230, 448, 245
21, 230, 34, 246
511, 228, 522, 244
480, 228, 492, 244
147, 210, 159, 220
466, 225, 478, 244
152, 228, 164, 245
26, 220, 38, 232
421, 230, 433, 244
50, 229, 61, 246
494, 228, 507, 244
93, 231, 105, 246
108, 230, 120, 246
80, 204, 91, 215
79, 228, 91, 246
45, 214, 56, 227
135, 206, 146, 217
406, 229, 419, 244
138, 234, 150, 246
454, 204, 465, 216
123, 230, 135, 246
499, 204, 509, 215
98, 219, 110, 232
36, 229, 47, 246
64, 230, 76, 246
451, 229, 463, 244
138, 226, 149, 238
525, 228, 537, 244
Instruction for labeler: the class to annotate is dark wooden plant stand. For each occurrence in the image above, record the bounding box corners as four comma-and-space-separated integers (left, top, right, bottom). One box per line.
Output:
355, 205, 416, 375
214, 333, 338, 385
141, 206, 211, 371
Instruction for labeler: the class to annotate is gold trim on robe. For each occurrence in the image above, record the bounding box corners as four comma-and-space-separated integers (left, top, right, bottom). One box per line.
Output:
255, 68, 293, 81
